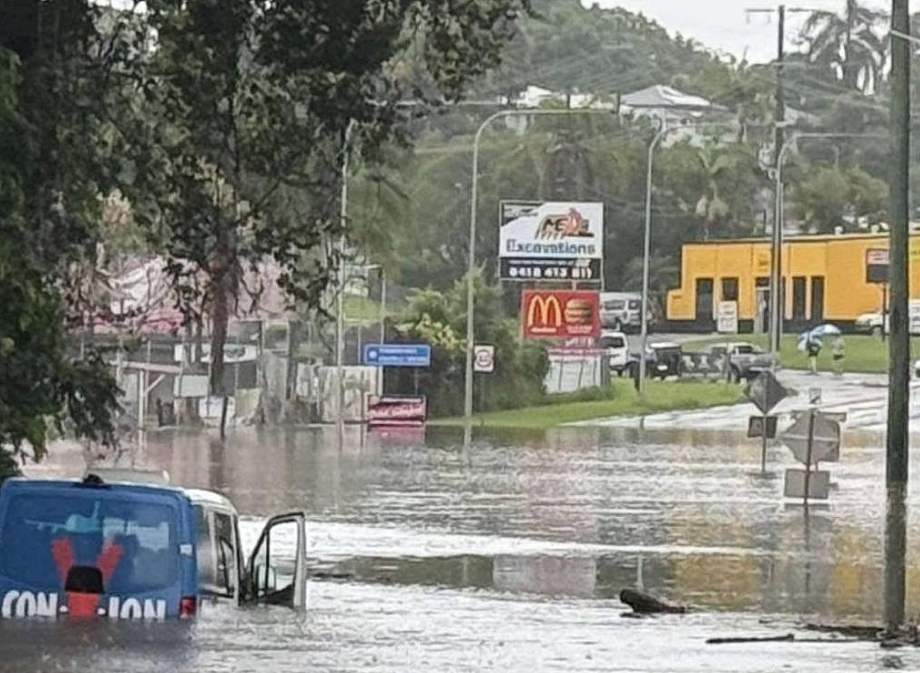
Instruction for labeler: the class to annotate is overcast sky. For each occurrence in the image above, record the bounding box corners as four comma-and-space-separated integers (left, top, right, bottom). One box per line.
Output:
593, 1, 896, 63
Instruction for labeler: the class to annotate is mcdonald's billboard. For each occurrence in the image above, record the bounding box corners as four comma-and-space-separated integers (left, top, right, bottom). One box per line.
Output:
521, 291, 600, 339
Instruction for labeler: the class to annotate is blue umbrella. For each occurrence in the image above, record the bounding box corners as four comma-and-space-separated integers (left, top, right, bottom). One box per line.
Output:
809, 324, 842, 339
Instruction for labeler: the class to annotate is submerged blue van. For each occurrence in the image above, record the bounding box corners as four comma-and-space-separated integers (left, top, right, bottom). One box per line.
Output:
0, 471, 307, 620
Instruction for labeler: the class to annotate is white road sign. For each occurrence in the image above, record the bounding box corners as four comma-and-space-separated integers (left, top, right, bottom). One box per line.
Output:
780, 411, 841, 464
474, 344, 495, 373
784, 468, 831, 500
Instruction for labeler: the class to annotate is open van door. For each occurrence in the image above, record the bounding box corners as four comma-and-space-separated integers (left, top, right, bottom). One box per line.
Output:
244, 512, 307, 609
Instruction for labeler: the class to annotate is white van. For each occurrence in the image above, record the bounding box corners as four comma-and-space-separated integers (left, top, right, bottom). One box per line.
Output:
599, 292, 643, 332
598, 330, 629, 375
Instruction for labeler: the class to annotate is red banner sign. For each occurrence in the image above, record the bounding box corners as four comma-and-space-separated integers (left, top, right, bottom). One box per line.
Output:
521, 290, 600, 339
367, 396, 427, 427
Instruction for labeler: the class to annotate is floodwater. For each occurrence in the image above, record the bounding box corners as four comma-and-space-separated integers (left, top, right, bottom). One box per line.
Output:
4, 424, 920, 672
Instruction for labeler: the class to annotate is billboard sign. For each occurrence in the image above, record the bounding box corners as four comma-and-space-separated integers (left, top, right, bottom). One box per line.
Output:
367, 396, 427, 427
521, 291, 600, 339
499, 201, 603, 281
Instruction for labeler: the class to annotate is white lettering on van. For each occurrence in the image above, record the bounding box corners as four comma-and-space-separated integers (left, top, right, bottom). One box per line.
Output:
121, 598, 143, 619
143, 599, 166, 620
1, 591, 19, 618
35, 592, 58, 617
1, 591, 59, 618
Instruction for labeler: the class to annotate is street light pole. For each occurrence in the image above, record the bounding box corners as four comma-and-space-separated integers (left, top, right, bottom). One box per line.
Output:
336, 120, 357, 446
770, 132, 885, 358
639, 121, 743, 395
639, 121, 668, 394
463, 106, 617, 446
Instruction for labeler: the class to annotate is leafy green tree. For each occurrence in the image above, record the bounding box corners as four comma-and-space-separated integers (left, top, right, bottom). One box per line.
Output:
622, 253, 678, 320
397, 271, 548, 415
133, 0, 532, 437
478, 0, 726, 100
787, 163, 888, 232
0, 2, 131, 470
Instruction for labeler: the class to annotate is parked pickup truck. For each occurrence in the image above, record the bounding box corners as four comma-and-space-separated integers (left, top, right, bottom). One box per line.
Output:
703, 342, 774, 383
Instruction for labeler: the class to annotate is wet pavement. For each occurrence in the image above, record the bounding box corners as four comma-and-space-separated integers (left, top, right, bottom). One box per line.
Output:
577, 370, 920, 433
5, 423, 920, 671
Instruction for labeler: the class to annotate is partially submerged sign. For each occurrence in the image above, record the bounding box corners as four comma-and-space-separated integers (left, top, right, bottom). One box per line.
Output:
745, 371, 788, 414
784, 469, 831, 500
367, 395, 427, 427
781, 411, 841, 464
747, 415, 777, 439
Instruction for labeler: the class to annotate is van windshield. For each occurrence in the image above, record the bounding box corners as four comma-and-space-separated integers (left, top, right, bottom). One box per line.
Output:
0, 492, 178, 594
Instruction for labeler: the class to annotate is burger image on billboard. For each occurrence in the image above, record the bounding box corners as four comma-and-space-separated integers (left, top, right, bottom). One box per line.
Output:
522, 291, 599, 339
564, 297, 593, 325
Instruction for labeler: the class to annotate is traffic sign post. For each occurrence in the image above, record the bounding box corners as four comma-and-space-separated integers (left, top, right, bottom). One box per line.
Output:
780, 408, 842, 506
747, 415, 777, 439
745, 371, 789, 474
473, 344, 495, 373
363, 344, 431, 368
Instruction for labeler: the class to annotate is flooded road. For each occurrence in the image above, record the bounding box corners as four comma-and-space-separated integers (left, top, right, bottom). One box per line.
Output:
5, 424, 920, 671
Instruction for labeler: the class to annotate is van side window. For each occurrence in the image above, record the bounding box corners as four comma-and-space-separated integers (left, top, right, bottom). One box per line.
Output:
213, 513, 236, 596
194, 506, 235, 598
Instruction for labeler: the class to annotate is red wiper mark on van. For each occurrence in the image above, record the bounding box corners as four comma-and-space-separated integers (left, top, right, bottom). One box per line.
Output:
48, 536, 125, 618
96, 543, 123, 584
51, 538, 74, 585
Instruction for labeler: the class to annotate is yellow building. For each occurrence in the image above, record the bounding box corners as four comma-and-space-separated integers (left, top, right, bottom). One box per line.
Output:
666, 233, 920, 331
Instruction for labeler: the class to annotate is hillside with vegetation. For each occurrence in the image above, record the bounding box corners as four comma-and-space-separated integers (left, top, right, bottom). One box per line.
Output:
349, 0, 898, 309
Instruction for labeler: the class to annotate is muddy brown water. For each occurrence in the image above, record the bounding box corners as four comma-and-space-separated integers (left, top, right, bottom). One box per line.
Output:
1, 424, 917, 672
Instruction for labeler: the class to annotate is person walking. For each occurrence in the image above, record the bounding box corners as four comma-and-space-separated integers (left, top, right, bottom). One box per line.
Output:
831, 336, 845, 376
807, 335, 822, 375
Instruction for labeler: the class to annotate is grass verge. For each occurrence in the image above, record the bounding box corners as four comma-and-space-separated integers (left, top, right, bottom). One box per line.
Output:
682, 333, 920, 374
429, 379, 745, 430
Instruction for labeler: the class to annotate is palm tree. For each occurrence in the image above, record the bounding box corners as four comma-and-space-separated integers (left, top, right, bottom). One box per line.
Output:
802, 0, 887, 93
693, 143, 752, 240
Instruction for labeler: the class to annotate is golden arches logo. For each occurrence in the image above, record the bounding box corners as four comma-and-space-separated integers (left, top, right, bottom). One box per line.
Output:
526, 295, 563, 328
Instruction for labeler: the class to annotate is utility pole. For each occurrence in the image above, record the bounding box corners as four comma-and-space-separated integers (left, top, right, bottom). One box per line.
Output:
885, 0, 910, 635
746, 5, 815, 353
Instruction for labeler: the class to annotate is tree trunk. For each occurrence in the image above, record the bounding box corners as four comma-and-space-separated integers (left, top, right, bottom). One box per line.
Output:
209, 245, 232, 440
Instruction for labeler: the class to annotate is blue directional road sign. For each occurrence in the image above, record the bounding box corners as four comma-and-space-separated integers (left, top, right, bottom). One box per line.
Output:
363, 343, 431, 368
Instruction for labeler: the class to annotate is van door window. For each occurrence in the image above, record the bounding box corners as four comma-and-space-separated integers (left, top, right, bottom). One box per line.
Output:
246, 513, 307, 609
